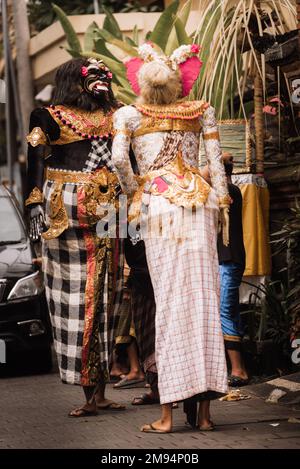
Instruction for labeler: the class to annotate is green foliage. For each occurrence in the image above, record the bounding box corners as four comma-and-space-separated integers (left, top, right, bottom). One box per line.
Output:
148, 0, 180, 50
245, 201, 300, 351
52, 4, 82, 53
192, 0, 296, 119
271, 199, 300, 304
52, 1, 196, 103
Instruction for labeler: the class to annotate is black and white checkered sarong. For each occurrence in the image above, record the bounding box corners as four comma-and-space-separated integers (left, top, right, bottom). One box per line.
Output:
83, 140, 115, 173
42, 173, 123, 386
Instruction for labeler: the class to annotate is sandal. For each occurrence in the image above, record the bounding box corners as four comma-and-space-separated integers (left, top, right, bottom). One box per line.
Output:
109, 374, 126, 383
68, 406, 97, 418
199, 423, 215, 431
113, 377, 145, 389
141, 423, 171, 434
132, 393, 159, 406
228, 375, 249, 387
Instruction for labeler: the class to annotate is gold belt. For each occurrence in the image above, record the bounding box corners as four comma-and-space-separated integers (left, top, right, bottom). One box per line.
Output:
42, 167, 119, 241
46, 167, 118, 186
129, 154, 211, 222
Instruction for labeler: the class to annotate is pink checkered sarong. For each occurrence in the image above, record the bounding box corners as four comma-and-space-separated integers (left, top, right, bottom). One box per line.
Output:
143, 189, 228, 404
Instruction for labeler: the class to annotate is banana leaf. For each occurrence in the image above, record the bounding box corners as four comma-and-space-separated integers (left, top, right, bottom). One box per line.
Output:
165, 0, 192, 55
116, 88, 137, 105
84, 22, 98, 51
132, 25, 139, 47
94, 38, 122, 62
174, 17, 192, 47
125, 36, 137, 47
102, 7, 123, 40
65, 48, 82, 58
52, 3, 82, 53
96, 28, 139, 57
149, 0, 180, 51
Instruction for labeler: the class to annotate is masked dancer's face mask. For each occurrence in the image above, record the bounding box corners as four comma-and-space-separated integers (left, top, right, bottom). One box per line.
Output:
81, 60, 113, 98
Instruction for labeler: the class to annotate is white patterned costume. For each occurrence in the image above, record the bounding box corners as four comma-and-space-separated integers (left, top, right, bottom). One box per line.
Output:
112, 101, 229, 404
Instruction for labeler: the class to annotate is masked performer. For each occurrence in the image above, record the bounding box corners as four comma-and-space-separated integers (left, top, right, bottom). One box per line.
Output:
25, 58, 125, 417
112, 44, 230, 433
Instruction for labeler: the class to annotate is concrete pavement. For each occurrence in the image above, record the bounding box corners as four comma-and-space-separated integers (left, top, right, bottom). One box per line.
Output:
0, 368, 300, 449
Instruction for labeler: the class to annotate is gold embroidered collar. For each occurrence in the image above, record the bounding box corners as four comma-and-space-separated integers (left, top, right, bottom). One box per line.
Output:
47, 105, 114, 145
135, 100, 207, 120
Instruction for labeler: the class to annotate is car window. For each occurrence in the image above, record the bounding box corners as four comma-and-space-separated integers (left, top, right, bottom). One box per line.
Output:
0, 196, 25, 244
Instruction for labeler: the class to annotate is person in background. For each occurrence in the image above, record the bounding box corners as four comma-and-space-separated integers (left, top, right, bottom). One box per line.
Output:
201, 153, 248, 386
217, 153, 249, 387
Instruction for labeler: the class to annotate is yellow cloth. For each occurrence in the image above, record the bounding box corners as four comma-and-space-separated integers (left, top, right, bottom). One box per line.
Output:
239, 184, 271, 276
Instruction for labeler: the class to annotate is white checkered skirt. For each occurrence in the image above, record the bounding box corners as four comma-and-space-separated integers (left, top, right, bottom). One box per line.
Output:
143, 189, 228, 404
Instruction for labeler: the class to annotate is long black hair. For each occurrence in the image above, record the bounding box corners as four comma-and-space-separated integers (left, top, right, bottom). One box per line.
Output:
52, 58, 118, 113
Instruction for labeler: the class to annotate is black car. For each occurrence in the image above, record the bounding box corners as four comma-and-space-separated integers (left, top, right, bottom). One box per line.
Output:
0, 184, 52, 372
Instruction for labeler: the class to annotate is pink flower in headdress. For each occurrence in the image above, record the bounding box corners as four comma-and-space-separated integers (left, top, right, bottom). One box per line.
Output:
191, 44, 200, 54
107, 72, 113, 79
81, 66, 88, 77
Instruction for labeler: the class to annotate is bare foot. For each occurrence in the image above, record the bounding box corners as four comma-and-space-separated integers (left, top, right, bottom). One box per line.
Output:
68, 402, 97, 417
141, 418, 172, 433
123, 370, 145, 381
110, 367, 128, 378
95, 398, 125, 410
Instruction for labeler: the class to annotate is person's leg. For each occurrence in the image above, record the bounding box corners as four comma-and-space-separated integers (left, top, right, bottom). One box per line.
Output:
132, 371, 159, 405
69, 386, 97, 416
220, 262, 248, 380
227, 348, 248, 380
141, 403, 173, 433
124, 340, 145, 380
95, 370, 126, 409
110, 349, 128, 378
198, 400, 213, 430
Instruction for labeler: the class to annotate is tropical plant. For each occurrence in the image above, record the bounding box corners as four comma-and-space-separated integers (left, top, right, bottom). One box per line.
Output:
243, 200, 300, 354
52, 1, 296, 114
52, 1, 194, 103
271, 199, 300, 312
192, 1, 296, 117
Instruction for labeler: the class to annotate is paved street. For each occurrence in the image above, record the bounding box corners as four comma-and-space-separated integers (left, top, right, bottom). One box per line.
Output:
1, 364, 300, 449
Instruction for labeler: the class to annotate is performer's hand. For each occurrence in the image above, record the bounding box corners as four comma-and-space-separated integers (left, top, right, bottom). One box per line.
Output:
220, 206, 230, 247
29, 204, 45, 242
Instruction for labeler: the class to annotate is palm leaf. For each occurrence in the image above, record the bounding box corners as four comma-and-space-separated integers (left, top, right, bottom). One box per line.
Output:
102, 7, 123, 40
149, 0, 180, 51
94, 39, 122, 62
96, 28, 139, 57
174, 18, 192, 46
84, 22, 98, 51
132, 25, 139, 46
52, 3, 82, 53
165, 0, 192, 55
